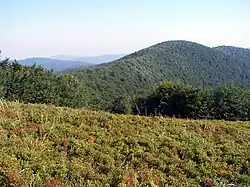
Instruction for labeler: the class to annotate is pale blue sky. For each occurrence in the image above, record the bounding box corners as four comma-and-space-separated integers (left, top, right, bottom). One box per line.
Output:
1, 0, 250, 59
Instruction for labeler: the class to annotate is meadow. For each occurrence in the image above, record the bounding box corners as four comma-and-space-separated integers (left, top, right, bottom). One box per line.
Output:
0, 100, 249, 186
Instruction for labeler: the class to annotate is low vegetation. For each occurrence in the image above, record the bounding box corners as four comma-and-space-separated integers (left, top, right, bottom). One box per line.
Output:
0, 100, 249, 186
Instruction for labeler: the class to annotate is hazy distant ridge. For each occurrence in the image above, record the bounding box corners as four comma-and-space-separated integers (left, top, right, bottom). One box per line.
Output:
18, 54, 126, 72
49, 54, 126, 64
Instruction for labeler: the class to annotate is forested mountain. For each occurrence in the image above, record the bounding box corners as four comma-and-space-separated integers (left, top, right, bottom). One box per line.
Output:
214, 45, 250, 64
72, 40, 250, 109
19, 57, 93, 72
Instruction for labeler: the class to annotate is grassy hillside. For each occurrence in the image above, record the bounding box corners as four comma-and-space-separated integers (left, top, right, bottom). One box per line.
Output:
0, 100, 249, 186
73, 41, 250, 109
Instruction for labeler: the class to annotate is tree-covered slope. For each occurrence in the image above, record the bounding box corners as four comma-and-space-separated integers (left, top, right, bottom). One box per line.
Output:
214, 46, 250, 66
73, 41, 250, 109
0, 101, 249, 186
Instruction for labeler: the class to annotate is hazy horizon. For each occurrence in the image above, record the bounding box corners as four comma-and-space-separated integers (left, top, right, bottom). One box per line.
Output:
1, 0, 250, 59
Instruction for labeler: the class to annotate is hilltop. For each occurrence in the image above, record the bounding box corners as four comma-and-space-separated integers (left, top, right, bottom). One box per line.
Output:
72, 40, 250, 109
0, 100, 249, 186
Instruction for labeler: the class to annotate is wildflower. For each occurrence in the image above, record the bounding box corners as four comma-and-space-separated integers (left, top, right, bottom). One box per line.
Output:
200, 179, 213, 187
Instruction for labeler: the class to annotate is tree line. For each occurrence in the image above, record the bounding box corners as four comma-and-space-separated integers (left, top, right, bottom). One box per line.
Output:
111, 81, 250, 121
1, 57, 249, 121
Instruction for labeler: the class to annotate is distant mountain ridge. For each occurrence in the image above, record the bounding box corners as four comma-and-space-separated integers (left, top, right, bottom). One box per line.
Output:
18, 54, 126, 72
49, 54, 126, 64
19, 58, 92, 72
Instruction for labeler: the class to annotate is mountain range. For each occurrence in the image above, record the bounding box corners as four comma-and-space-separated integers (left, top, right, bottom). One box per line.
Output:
18, 58, 92, 72
50, 54, 126, 63
18, 54, 126, 72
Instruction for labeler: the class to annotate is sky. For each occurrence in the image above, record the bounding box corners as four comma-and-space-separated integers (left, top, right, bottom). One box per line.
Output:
1, 0, 250, 59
